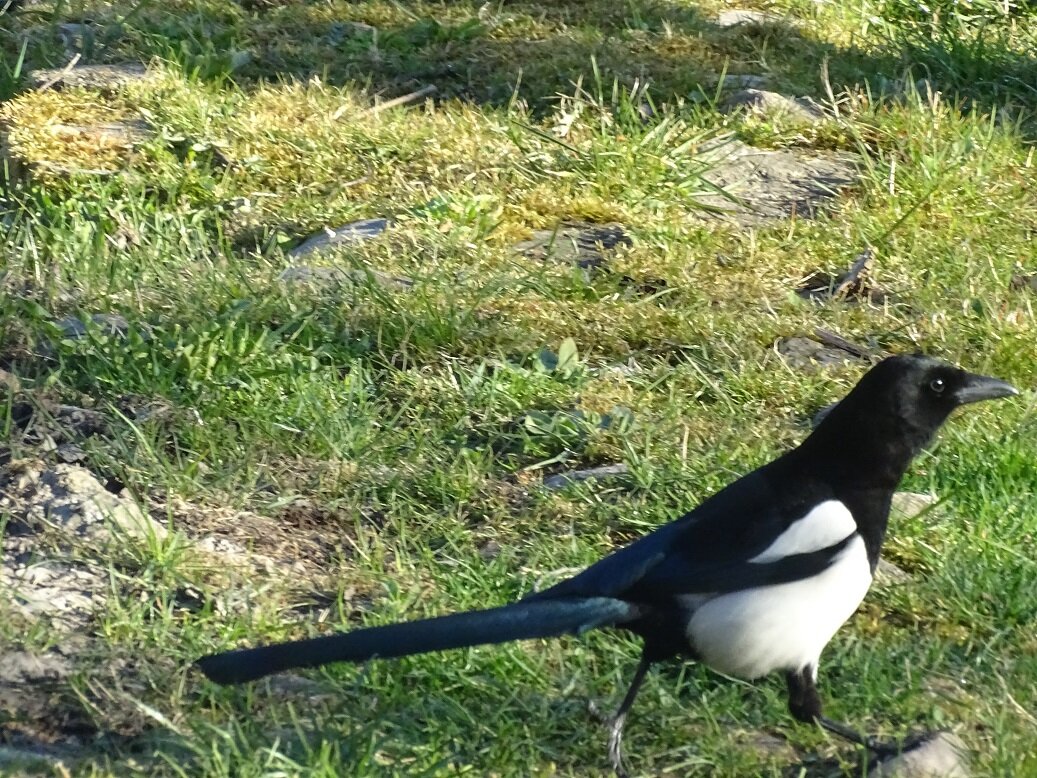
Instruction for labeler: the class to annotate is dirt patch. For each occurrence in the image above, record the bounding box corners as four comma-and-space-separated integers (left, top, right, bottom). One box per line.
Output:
158, 497, 338, 580
0, 462, 366, 762
0, 461, 165, 544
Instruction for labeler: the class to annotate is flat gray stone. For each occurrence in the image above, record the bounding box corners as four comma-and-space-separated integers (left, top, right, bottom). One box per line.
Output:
261, 673, 337, 701
543, 463, 629, 490
720, 89, 825, 123
327, 21, 377, 44
25, 63, 148, 92
892, 491, 937, 520
0, 652, 73, 685
514, 223, 632, 269
869, 732, 970, 778
55, 313, 130, 339
776, 336, 861, 370
278, 265, 413, 289
875, 557, 913, 585
711, 74, 770, 90
56, 22, 96, 55
1010, 272, 1037, 293
287, 218, 389, 259
7, 565, 100, 613
715, 9, 787, 27
0, 744, 70, 770
696, 140, 857, 226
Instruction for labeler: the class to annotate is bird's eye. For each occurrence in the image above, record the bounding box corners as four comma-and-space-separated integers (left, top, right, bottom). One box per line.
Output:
929, 378, 946, 394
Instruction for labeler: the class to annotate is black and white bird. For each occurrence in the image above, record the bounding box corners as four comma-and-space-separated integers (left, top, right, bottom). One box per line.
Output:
197, 354, 1017, 775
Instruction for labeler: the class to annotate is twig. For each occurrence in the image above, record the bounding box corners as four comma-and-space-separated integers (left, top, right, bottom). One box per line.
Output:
34, 52, 81, 91
820, 57, 839, 121
832, 247, 875, 298
359, 84, 437, 117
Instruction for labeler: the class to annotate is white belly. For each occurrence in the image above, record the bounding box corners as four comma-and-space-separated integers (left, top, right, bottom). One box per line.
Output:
684, 534, 872, 679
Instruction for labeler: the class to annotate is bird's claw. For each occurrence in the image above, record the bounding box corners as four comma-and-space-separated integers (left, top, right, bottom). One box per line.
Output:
866, 730, 937, 761
587, 699, 608, 724
607, 714, 629, 778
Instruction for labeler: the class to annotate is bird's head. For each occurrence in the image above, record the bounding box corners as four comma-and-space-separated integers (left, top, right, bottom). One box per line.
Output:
850, 354, 1017, 430
806, 354, 1018, 479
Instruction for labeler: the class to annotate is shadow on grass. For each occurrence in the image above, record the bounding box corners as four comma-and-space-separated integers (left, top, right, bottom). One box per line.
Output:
107, 675, 854, 777
2, 1, 1035, 119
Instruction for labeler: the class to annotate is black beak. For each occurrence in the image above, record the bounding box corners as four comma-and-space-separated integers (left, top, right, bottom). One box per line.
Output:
954, 373, 1019, 405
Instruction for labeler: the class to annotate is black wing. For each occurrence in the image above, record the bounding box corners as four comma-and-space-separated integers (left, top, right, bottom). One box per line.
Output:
528, 465, 843, 602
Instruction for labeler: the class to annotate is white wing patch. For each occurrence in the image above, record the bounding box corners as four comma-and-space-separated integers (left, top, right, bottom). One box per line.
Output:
685, 534, 872, 679
751, 500, 857, 563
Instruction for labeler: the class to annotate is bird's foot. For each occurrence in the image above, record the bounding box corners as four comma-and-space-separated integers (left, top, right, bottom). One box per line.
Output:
865, 730, 946, 762
588, 700, 630, 776
607, 712, 630, 778
819, 717, 932, 759
587, 699, 608, 724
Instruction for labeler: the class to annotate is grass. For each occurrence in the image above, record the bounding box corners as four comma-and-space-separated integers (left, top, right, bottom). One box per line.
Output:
1, 0, 1035, 775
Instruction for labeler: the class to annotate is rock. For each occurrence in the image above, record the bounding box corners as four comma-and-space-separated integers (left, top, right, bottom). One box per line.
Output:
740, 730, 795, 761
891, 492, 937, 520
25, 63, 149, 92
797, 249, 890, 305
278, 265, 413, 289
56, 22, 96, 54
287, 218, 390, 259
715, 9, 787, 27
1010, 272, 1037, 293
514, 223, 632, 269
0, 652, 73, 685
869, 732, 969, 778
55, 313, 131, 340
0, 744, 70, 770
776, 336, 861, 370
53, 404, 109, 437
261, 673, 337, 701
696, 139, 857, 226
720, 89, 825, 123
327, 21, 376, 44
54, 442, 88, 464
711, 73, 770, 90
2, 557, 105, 626
543, 463, 629, 490
0, 462, 166, 544
875, 557, 913, 585
477, 539, 502, 560
0, 368, 20, 392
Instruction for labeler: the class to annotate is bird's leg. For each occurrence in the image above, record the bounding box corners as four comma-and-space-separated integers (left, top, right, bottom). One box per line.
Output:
785, 667, 901, 758
607, 653, 652, 778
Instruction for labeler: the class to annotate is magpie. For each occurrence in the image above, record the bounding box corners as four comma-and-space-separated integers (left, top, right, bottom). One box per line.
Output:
196, 354, 1017, 775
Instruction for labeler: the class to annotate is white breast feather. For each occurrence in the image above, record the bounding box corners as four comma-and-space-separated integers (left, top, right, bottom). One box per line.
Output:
683, 501, 872, 680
